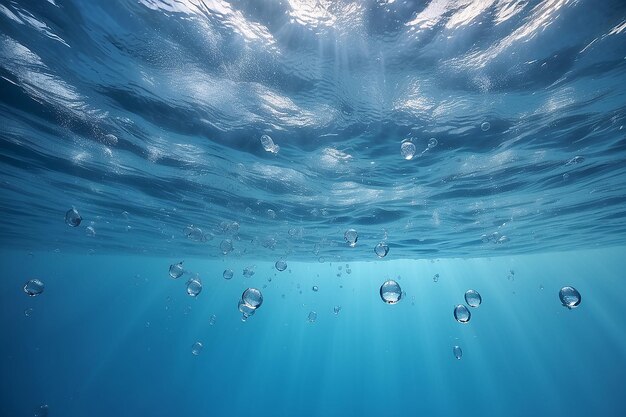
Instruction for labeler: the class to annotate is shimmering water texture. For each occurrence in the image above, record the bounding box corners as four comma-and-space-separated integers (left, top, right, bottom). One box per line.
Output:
2, 2, 626, 260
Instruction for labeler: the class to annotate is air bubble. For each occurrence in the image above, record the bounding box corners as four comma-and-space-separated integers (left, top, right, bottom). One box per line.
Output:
65, 207, 82, 227
454, 304, 471, 323
186, 276, 202, 297
344, 229, 358, 247
191, 342, 203, 356
464, 290, 482, 308
220, 239, 233, 255
380, 280, 402, 304
223, 269, 233, 280
169, 262, 184, 279
401, 140, 416, 160
308, 311, 317, 323
275, 260, 287, 271
559, 286, 581, 309
374, 242, 389, 258
428, 138, 438, 149
481, 122, 491, 131
453, 345, 463, 360
23, 279, 44, 296
242, 288, 263, 309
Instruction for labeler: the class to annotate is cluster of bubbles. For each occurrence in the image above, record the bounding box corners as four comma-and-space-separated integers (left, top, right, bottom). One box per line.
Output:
243, 266, 255, 278
380, 280, 402, 304
400, 137, 438, 160
184, 225, 208, 242
454, 289, 482, 324
238, 288, 263, 321
481, 232, 509, 244
260, 134, 280, 154
168, 261, 202, 297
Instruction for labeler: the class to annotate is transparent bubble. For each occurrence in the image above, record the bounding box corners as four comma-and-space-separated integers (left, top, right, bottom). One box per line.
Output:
464, 289, 482, 308
191, 341, 203, 356
428, 138, 438, 149
260, 134, 279, 154
85, 225, 96, 237
65, 207, 82, 227
346, 268, 351, 274
243, 266, 255, 278
401, 140, 416, 160
184, 225, 207, 242
453, 345, 463, 360
103, 133, 118, 146
333, 306, 341, 316
374, 242, 389, 258
380, 280, 402, 304
308, 311, 317, 323
238, 299, 256, 318
344, 229, 358, 247
454, 304, 471, 323
209, 314, 216, 326
23, 279, 44, 297
186, 276, 202, 297
266, 209, 276, 219
220, 239, 233, 255
275, 260, 287, 272
169, 262, 184, 279
242, 288, 263, 309
223, 269, 233, 280
559, 286, 581, 309
433, 273, 439, 283
566, 155, 585, 165
312, 285, 319, 292
24, 307, 34, 317
34, 404, 49, 417
481, 121, 491, 131
563, 173, 570, 181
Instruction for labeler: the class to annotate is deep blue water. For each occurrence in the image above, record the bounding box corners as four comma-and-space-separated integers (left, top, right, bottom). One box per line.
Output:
1, 1, 626, 416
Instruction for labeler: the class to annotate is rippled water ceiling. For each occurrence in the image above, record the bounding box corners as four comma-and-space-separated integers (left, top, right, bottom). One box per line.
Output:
0, 0, 625, 260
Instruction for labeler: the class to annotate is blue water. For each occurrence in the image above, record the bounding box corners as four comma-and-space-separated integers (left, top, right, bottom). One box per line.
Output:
1, 0, 626, 416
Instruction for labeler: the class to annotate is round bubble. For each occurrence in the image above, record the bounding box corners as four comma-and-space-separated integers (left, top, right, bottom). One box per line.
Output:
169, 262, 184, 279
23, 279, 44, 297
464, 289, 482, 308
433, 273, 439, 283
312, 285, 319, 292
85, 225, 96, 237
242, 288, 263, 309
238, 299, 256, 318
428, 138, 438, 149
380, 280, 402, 304
103, 133, 118, 146
401, 140, 416, 160
24, 307, 34, 317
481, 121, 491, 131
333, 306, 341, 315
454, 304, 471, 323
344, 228, 358, 247
308, 311, 317, 323
220, 239, 233, 255
186, 277, 202, 297
374, 242, 389, 258
191, 341, 203, 356
184, 225, 206, 242
275, 260, 287, 272
223, 269, 233, 280
243, 266, 255, 278
65, 207, 82, 227
453, 345, 463, 360
559, 286, 581, 309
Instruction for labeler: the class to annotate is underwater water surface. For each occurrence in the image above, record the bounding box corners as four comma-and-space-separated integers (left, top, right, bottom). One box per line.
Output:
1, 0, 626, 416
